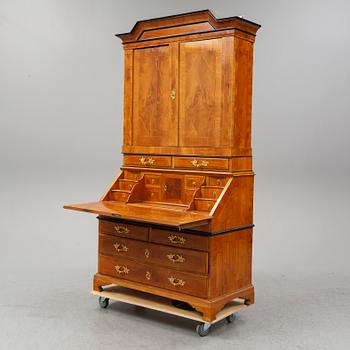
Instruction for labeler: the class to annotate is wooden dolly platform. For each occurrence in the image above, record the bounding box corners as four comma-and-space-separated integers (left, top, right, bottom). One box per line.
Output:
92, 285, 248, 336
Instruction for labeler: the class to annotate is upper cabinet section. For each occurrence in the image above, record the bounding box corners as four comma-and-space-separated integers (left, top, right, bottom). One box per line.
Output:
118, 10, 260, 157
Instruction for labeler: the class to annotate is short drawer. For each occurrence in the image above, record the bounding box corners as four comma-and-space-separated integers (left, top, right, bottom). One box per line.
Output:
194, 198, 216, 211
109, 190, 130, 202
150, 228, 208, 251
99, 234, 208, 274
99, 255, 208, 298
207, 176, 228, 187
185, 175, 205, 189
124, 155, 172, 168
144, 173, 161, 187
144, 188, 161, 201
99, 220, 149, 241
174, 157, 229, 171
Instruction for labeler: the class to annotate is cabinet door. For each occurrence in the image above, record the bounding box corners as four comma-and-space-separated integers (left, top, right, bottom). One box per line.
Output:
179, 38, 232, 148
133, 44, 178, 147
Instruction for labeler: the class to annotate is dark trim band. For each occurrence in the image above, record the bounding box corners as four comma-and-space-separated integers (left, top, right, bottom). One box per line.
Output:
97, 215, 254, 236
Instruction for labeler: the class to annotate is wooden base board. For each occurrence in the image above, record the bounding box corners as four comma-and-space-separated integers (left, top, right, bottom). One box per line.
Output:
91, 285, 247, 324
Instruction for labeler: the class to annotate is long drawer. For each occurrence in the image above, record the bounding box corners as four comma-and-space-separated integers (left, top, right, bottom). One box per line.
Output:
150, 228, 209, 251
99, 220, 149, 241
99, 234, 208, 274
174, 157, 229, 171
99, 255, 208, 298
124, 155, 172, 168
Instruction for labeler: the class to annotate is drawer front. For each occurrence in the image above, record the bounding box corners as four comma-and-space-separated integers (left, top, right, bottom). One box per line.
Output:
124, 155, 172, 168
207, 176, 228, 187
99, 234, 208, 274
150, 228, 208, 251
144, 188, 161, 201
99, 255, 208, 298
200, 187, 222, 199
194, 198, 216, 211
185, 175, 205, 189
109, 191, 130, 202
99, 220, 149, 241
174, 157, 229, 171
118, 179, 137, 191
123, 170, 141, 181
144, 173, 161, 187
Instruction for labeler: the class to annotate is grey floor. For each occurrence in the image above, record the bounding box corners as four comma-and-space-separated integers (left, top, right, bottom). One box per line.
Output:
0, 268, 349, 350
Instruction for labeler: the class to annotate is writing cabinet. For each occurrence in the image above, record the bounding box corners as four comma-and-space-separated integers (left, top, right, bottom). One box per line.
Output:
64, 10, 260, 324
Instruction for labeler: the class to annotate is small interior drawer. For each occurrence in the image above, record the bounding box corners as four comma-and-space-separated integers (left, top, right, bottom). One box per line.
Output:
144, 173, 161, 187
144, 188, 161, 201
185, 175, 205, 189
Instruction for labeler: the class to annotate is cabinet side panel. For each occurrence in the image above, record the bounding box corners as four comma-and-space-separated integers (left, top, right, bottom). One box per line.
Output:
232, 38, 254, 153
211, 174, 254, 232
209, 229, 253, 298
123, 50, 133, 146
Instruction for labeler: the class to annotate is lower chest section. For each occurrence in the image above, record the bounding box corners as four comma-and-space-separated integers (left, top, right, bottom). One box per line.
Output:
98, 219, 209, 298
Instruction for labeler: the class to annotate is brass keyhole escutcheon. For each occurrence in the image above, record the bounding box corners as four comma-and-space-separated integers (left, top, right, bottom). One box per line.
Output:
170, 90, 176, 100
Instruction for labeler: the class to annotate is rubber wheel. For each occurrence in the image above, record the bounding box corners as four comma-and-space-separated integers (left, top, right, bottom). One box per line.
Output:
196, 323, 211, 337
226, 313, 236, 323
98, 296, 109, 309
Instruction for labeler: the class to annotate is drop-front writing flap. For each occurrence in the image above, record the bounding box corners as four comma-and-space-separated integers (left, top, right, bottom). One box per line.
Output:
63, 201, 211, 229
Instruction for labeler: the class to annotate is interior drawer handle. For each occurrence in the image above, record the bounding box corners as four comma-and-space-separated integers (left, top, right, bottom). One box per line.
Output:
113, 242, 128, 252
115, 265, 130, 275
168, 277, 185, 287
114, 225, 130, 235
139, 157, 155, 166
167, 253, 185, 263
168, 234, 186, 245
191, 159, 209, 168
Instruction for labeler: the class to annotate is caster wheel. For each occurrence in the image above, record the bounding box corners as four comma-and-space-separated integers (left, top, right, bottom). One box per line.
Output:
196, 323, 211, 337
226, 313, 236, 323
98, 296, 109, 309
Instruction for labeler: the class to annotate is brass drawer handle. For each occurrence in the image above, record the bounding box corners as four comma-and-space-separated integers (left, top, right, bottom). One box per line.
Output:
146, 271, 151, 280
140, 156, 155, 166
168, 234, 186, 245
191, 159, 209, 168
115, 265, 130, 275
144, 249, 150, 259
113, 242, 128, 252
114, 225, 130, 235
167, 253, 185, 263
168, 277, 185, 287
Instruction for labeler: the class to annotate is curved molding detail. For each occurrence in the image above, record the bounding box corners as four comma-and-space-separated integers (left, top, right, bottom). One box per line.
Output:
115, 9, 261, 43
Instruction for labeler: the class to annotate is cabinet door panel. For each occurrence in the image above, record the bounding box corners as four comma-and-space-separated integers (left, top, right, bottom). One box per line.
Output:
179, 38, 232, 148
161, 174, 184, 204
133, 44, 178, 147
